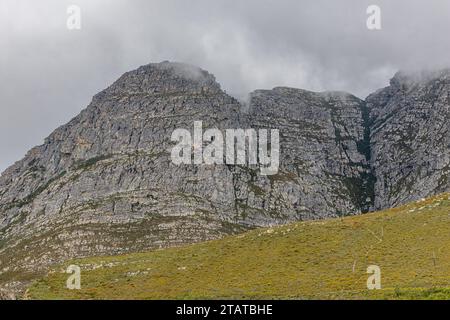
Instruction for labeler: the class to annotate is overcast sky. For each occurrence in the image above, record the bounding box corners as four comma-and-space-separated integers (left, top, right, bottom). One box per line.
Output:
1, 0, 450, 172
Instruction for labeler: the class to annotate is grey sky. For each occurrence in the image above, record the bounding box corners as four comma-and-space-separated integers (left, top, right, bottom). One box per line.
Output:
1, 0, 450, 172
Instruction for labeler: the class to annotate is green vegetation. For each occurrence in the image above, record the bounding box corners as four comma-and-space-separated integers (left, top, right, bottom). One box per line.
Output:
27, 193, 450, 300
72, 155, 112, 171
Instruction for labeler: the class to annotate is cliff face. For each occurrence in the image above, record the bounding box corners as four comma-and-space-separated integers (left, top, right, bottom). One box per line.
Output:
367, 70, 450, 210
0, 62, 448, 291
244, 87, 373, 219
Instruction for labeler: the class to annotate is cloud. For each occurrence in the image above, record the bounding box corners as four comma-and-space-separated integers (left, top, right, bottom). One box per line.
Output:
1, 0, 449, 171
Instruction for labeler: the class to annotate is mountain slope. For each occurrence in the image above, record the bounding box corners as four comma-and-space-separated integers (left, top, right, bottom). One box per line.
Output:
0, 62, 373, 291
0, 62, 449, 295
27, 193, 450, 300
0, 62, 247, 289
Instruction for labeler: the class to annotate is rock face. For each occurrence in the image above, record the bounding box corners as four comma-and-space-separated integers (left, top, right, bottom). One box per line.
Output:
367, 70, 450, 210
242, 87, 373, 219
0, 62, 448, 291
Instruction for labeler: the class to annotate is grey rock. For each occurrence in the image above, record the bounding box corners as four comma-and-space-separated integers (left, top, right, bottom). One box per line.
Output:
367, 69, 450, 209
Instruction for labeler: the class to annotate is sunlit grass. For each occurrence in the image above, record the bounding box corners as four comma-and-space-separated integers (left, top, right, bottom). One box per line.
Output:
27, 193, 450, 300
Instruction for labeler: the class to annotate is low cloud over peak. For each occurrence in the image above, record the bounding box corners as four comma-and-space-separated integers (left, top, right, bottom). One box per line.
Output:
1, 0, 450, 171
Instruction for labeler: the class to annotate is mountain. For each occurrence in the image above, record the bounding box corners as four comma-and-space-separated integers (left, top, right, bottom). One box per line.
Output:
0, 62, 449, 295
27, 193, 450, 300
367, 69, 450, 209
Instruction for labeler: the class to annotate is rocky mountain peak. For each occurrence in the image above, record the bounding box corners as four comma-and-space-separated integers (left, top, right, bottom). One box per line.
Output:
367, 68, 450, 210
96, 61, 223, 100
389, 68, 450, 91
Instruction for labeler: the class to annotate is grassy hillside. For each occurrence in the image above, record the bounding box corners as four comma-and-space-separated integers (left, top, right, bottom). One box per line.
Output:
27, 193, 450, 300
